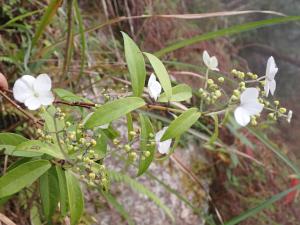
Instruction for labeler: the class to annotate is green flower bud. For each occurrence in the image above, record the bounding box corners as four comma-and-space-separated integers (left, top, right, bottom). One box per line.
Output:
113, 138, 119, 145
66, 121, 71, 127
218, 77, 225, 83
279, 107, 287, 113
233, 89, 240, 97
274, 100, 280, 106
149, 133, 154, 138
144, 151, 151, 157
90, 139, 97, 146
124, 144, 131, 152
129, 131, 137, 136
89, 173, 96, 180
214, 90, 222, 98
207, 79, 214, 85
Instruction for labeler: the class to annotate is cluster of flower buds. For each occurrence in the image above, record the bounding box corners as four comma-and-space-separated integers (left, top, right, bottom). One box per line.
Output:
199, 78, 223, 105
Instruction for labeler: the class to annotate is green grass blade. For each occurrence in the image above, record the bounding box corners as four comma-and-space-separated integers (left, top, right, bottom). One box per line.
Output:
74, 0, 86, 84
247, 127, 300, 175
155, 16, 300, 57
224, 184, 300, 225
32, 0, 62, 47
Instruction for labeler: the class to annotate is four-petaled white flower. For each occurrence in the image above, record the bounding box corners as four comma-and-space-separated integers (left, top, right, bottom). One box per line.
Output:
155, 127, 172, 154
234, 88, 264, 127
202, 50, 219, 71
13, 74, 54, 110
287, 110, 293, 123
147, 73, 162, 101
264, 56, 278, 97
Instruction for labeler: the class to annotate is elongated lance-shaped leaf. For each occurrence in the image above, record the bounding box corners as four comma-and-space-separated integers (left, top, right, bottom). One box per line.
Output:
39, 167, 59, 221
158, 84, 192, 102
137, 114, 155, 176
32, 0, 62, 47
144, 52, 172, 99
56, 166, 68, 216
121, 32, 146, 97
84, 97, 146, 128
65, 170, 84, 225
224, 184, 300, 225
0, 133, 28, 145
161, 108, 201, 141
155, 16, 300, 57
0, 160, 51, 198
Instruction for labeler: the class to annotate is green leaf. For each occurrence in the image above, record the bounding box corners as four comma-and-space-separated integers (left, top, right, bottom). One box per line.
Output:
137, 114, 155, 176
126, 113, 134, 141
155, 16, 300, 57
224, 184, 300, 225
32, 0, 62, 47
54, 88, 91, 103
158, 84, 192, 102
39, 167, 59, 221
15, 140, 64, 159
102, 191, 134, 225
144, 52, 172, 99
0, 133, 28, 145
55, 166, 68, 216
30, 204, 43, 225
84, 97, 146, 128
65, 170, 84, 225
121, 32, 146, 97
0, 160, 51, 198
94, 130, 108, 158
161, 108, 201, 141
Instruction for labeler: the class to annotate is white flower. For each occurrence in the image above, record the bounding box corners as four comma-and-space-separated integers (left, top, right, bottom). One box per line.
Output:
234, 88, 264, 127
287, 110, 293, 123
264, 56, 278, 97
155, 127, 172, 154
202, 50, 219, 71
13, 74, 54, 110
147, 73, 162, 101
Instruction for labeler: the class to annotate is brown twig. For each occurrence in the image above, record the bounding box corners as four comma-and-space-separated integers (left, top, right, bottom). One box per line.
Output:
0, 89, 43, 126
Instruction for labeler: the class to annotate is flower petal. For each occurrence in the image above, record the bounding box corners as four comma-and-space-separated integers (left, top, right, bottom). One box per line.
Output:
243, 101, 264, 116
264, 81, 270, 97
240, 88, 259, 104
210, 56, 219, 71
202, 50, 210, 68
287, 110, 293, 123
148, 73, 161, 100
24, 96, 41, 110
234, 107, 251, 127
34, 74, 52, 93
265, 56, 278, 79
155, 127, 172, 154
269, 79, 276, 96
13, 75, 35, 103
38, 91, 54, 106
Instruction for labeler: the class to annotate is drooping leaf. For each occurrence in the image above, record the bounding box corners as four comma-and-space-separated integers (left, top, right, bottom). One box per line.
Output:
84, 97, 145, 128
158, 84, 192, 102
39, 167, 59, 221
121, 32, 146, 97
144, 52, 172, 99
65, 170, 84, 225
55, 166, 68, 216
15, 140, 64, 159
161, 108, 201, 141
137, 114, 155, 176
0, 160, 51, 198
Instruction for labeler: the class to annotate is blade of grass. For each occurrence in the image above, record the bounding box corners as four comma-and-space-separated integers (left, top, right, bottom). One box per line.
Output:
247, 127, 300, 175
0, 9, 43, 30
74, 0, 86, 85
32, 0, 63, 48
155, 16, 300, 57
61, 0, 74, 84
39, 11, 288, 57
224, 184, 300, 225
